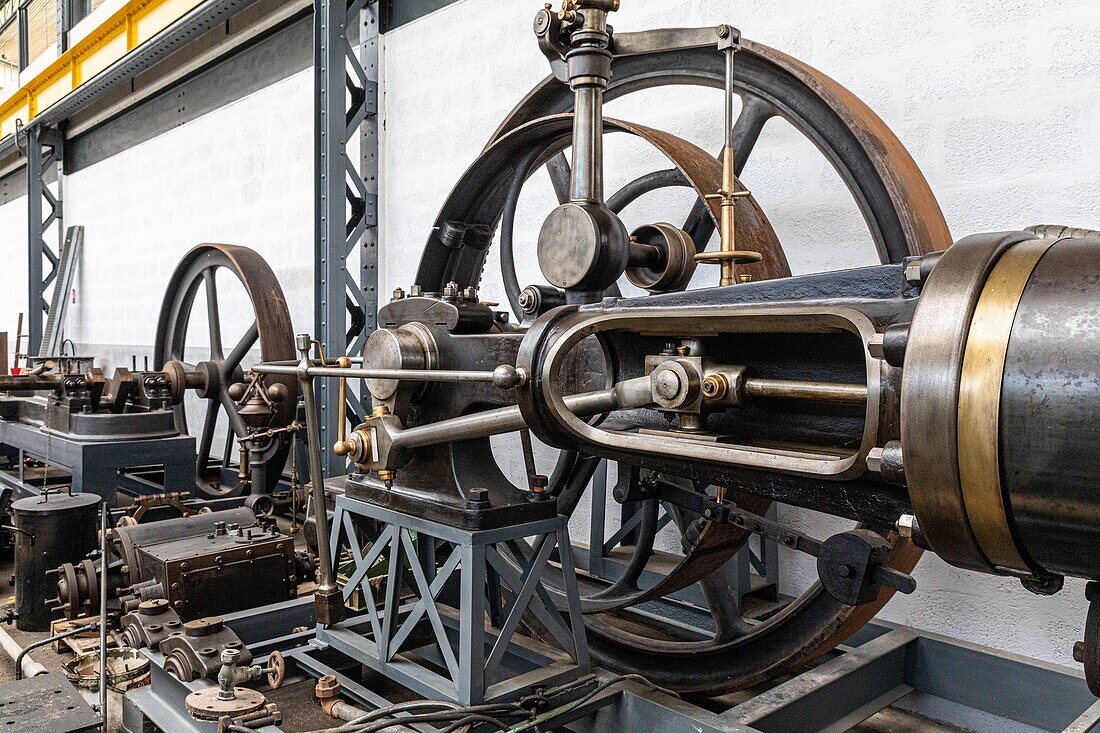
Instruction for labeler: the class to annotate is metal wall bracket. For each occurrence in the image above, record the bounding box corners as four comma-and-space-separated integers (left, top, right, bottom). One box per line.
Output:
320, 495, 590, 705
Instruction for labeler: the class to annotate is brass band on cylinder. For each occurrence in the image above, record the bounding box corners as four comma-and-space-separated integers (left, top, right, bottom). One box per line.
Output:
956, 238, 1057, 574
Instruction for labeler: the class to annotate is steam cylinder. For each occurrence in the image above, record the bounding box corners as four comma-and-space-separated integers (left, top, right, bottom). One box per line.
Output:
12, 492, 100, 631
903, 232, 1100, 581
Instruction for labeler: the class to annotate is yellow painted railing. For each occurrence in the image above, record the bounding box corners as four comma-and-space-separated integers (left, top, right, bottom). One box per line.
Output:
0, 0, 204, 137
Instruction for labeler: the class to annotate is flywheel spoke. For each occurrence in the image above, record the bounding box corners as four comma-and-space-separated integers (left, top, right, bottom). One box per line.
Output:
196, 398, 221, 472
204, 268, 224, 360
222, 322, 259, 377
546, 152, 572, 204
607, 168, 688, 214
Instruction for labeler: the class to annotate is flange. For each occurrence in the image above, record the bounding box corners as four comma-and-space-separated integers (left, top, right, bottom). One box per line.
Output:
184, 687, 267, 721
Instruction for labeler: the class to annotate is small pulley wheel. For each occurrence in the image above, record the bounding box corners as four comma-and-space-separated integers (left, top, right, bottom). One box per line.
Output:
627, 223, 698, 294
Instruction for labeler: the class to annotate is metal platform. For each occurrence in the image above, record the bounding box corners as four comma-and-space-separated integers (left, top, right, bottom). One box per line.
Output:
0, 417, 196, 502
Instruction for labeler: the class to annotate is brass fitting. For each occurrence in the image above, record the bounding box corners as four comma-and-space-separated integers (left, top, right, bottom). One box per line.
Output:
701, 374, 729, 401
333, 427, 372, 463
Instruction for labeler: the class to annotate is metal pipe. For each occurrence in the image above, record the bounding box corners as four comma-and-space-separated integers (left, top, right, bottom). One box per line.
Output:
0, 374, 60, 391
744, 378, 868, 405
297, 337, 338, 604
252, 364, 512, 385
12, 622, 98, 680
0, 625, 47, 678
98, 504, 108, 722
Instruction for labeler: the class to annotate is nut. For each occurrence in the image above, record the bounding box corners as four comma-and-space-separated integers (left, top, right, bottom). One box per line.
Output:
701, 374, 729, 400
866, 447, 885, 474
392, 288, 405, 301
903, 258, 924, 287
896, 514, 917, 539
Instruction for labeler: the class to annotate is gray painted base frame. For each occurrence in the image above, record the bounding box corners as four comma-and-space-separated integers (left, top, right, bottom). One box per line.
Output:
120, 594, 1100, 733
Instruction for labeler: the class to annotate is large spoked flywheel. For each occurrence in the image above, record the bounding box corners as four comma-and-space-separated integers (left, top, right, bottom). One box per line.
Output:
154, 244, 297, 499
415, 34, 949, 695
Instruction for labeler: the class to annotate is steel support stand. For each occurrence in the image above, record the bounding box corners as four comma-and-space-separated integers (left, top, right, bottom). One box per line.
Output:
25, 125, 64, 358
314, 0, 379, 478
320, 495, 589, 705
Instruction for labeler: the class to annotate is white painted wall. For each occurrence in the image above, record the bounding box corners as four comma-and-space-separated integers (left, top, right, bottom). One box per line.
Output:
0, 0, 1097, 671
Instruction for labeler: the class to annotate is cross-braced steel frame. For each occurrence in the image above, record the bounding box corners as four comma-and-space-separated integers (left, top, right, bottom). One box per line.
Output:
321, 496, 590, 706
24, 124, 64, 357
314, 0, 380, 477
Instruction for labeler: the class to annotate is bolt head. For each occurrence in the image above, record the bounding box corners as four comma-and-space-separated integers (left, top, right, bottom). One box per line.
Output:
392, 288, 405, 301
409, 284, 423, 297
903, 258, 924, 287
866, 447, 885, 474
443, 281, 459, 298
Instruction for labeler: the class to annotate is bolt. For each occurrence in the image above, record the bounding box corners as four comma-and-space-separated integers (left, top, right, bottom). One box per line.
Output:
462, 286, 478, 301
392, 288, 405, 301
409, 284, 423, 297
467, 488, 491, 509
838, 565, 852, 578
443, 281, 459, 299
717, 24, 730, 38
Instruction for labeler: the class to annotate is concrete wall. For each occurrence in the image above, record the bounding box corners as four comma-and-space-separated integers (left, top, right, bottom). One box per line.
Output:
0, 0, 1097, 670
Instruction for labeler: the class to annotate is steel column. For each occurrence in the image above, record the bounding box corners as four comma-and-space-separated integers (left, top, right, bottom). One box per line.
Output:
24, 125, 64, 358
314, 0, 379, 477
